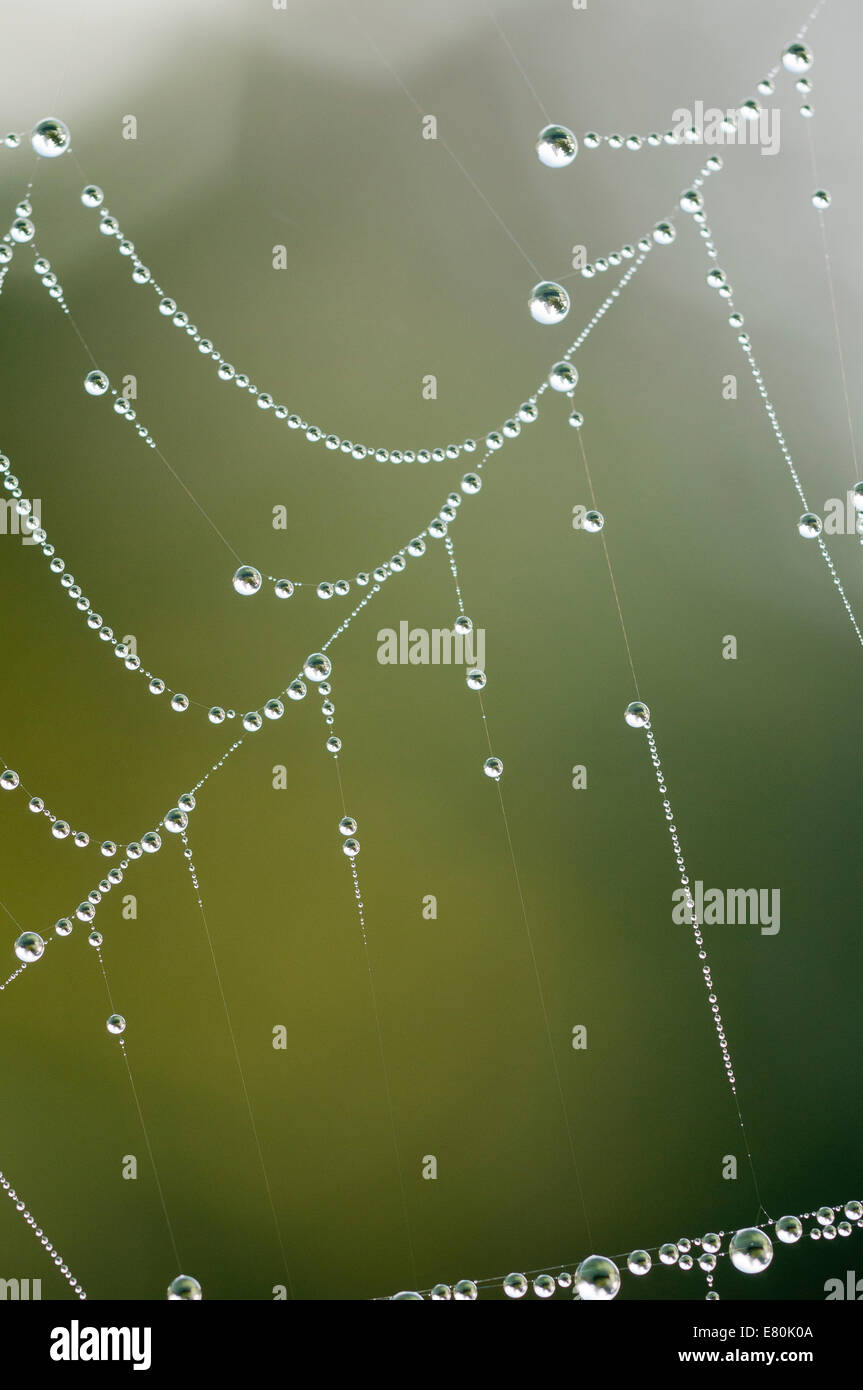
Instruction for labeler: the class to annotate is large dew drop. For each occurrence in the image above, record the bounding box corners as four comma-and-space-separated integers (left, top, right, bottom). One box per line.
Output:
303, 652, 331, 682
529, 281, 570, 326
14, 932, 44, 963
774, 1215, 802, 1244
782, 43, 813, 73
574, 1255, 621, 1300
728, 1227, 773, 1274
536, 124, 578, 168
31, 117, 70, 158
624, 701, 650, 728
84, 370, 110, 396
167, 1274, 202, 1300
232, 565, 262, 596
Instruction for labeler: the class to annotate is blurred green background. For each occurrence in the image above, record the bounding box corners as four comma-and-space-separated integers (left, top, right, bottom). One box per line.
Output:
0, 0, 861, 1301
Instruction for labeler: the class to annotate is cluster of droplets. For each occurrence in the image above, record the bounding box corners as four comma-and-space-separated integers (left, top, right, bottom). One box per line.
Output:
390, 1200, 863, 1300
1, 763, 115, 855
0, 1167, 86, 1298
5, 788, 200, 981
632, 712, 739, 1094
77, 186, 545, 467
225, 473, 484, 604
694, 203, 863, 653
83, 366, 157, 449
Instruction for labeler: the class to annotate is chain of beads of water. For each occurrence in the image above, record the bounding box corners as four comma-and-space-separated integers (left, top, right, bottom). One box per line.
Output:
75, 179, 657, 464
0, 1168, 87, 1298
693, 204, 863, 653
385, 1195, 862, 1301
0, 240, 647, 725
642, 723, 740, 1094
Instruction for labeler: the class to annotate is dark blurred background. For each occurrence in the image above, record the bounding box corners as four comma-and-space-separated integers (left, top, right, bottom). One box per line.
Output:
0, 0, 861, 1301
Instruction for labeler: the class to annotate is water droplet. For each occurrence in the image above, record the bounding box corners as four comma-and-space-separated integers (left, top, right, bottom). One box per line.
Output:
466, 668, 487, 691
816, 1206, 835, 1226
812, 189, 831, 209
452, 1280, 477, 1301
55, 918, 74, 937
264, 699, 284, 719
680, 189, 703, 213
782, 43, 813, 73
274, 579, 294, 599
461, 474, 481, 495
701, 1232, 721, 1253
76, 902, 95, 922
430, 1284, 451, 1300
84, 370, 109, 396
528, 281, 570, 325
775, 1215, 802, 1244
533, 1274, 556, 1298
170, 693, 189, 712
728, 1227, 773, 1273
652, 222, 676, 245
536, 124, 577, 168
141, 832, 161, 853
454, 615, 472, 636
167, 1275, 202, 1301
31, 118, 70, 158
14, 932, 44, 963
798, 512, 822, 538
107, 1014, 126, 1035
242, 711, 263, 732
232, 565, 262, 596
625, 701, 650, 727
844, 1200, 862, 1222
0, 770, 19, 790
503, 1272, 528, 1298
391, 1290, 424, 1300
568, 410, 584, 429
303, 653, 331, 683
658, 1243, 679, 1265
339, 817, 358, 836
51, 821, 70, 839
326, 736, 342, 753
549, 361, 578, 392
163, 808, 187, 834
88, 930, 103, 947
583, 509, 604, 532
627, 1250, 651, 1275
706, 268, 726, 288
81, 185, 103, 208
287, 680, 307, 701
574, 1255, 620, 1300
483, 756, 503, 780
739, 100, 761, 120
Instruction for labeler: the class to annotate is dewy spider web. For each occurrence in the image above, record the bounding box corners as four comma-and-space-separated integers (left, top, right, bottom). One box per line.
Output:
0, 0, 859, 1302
